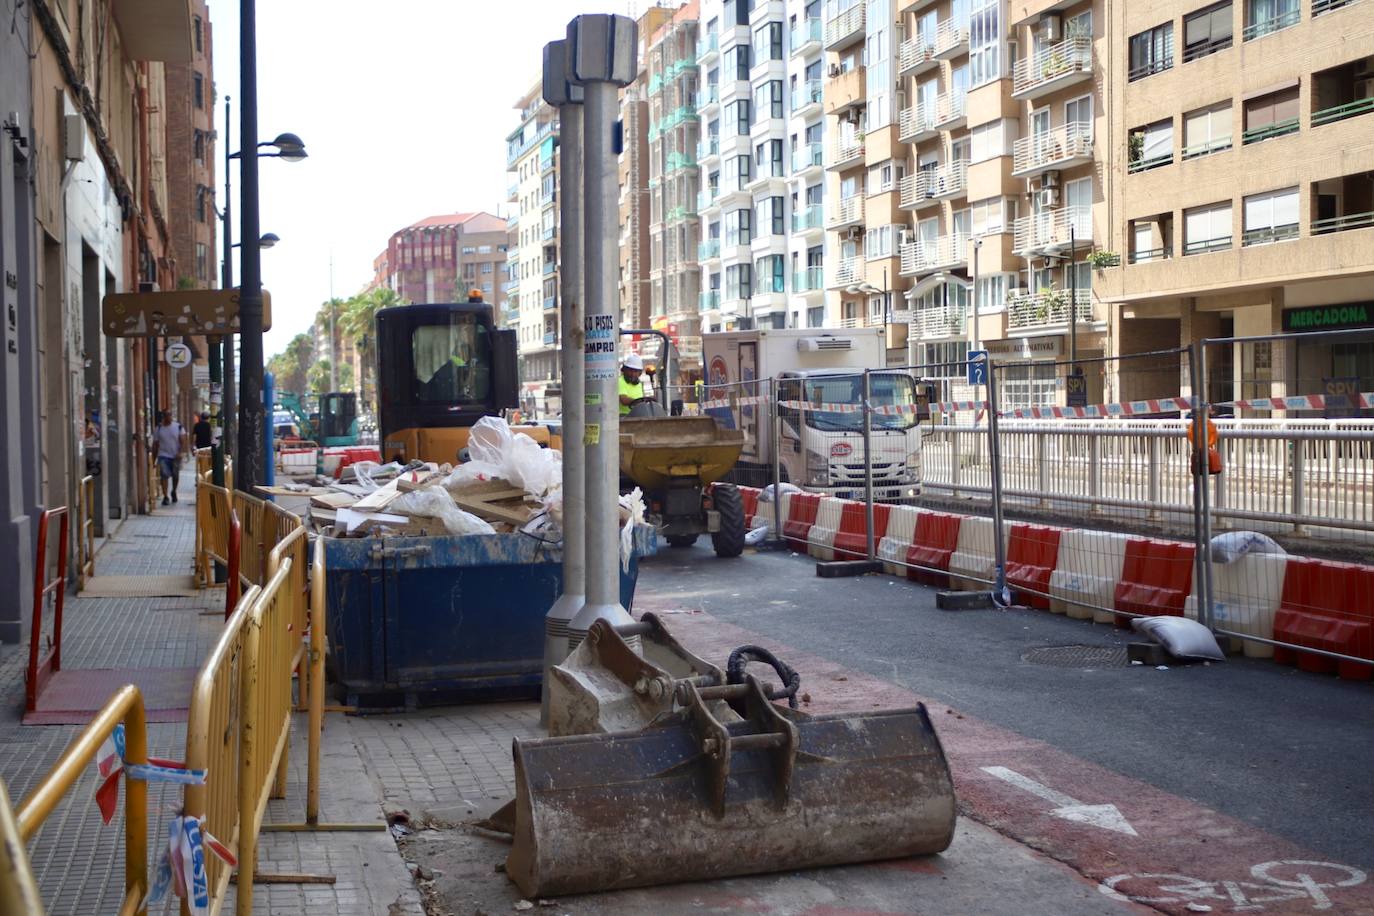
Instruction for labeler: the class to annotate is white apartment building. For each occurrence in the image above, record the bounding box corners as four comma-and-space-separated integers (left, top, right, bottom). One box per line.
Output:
787, 0, 829, 328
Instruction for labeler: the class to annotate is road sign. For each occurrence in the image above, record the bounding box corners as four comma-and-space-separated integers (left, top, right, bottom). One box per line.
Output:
967, 349, 988, 386
165, 342, 193, 369
1066, 371, 1088, 407
101, 288, 273, 337
192, 364, 210, 384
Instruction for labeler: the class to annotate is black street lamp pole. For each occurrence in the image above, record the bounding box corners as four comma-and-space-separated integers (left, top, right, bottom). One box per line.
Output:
216, 95, 235, 487
237, 0, 264, 492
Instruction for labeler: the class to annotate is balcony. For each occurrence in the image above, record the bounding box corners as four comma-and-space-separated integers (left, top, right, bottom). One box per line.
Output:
834, 257, 862, 287
827, 138, 865, 171
898, 33, 938, 78
793, 266, 825, 293
791, 142, 824, 173
1013, 206, 1092, 255
1242, 117, 1299, 144
827, 195, 865, 230
824, 66, 866, 115
792, 203, 824, 233
543, 330, 557, 346
540, 188, 556, 207
1012, 36, 1092, 100
913, 303, 968, 339
543, 295, 557, 312
542, 261, 557, 276
1241, 223, 1299, 247
1242, 4, 1299, 41
900, 160, 968, 208
698, 135, 720, 161
699, 238, 721, 260
1006, 289, 1092, 333
1012, 123, 1093, 177
664, 205, 697, 223
697, 32, 719, 61
898, 104, 938, 143
934, 92, 967, 129
698, 187, 720, 211
666, 152, 698, 173
790, 17, 822, 56
934, 18, 969, 59
899, 235, 968, 276
837, 316, 867, 329
1129, 244, 1171, 263
541, 225, 556, 241
1314, 0, 1364, 14
506, 182, 518, 201
791, 79, 823, 115
824, 3, 865, 50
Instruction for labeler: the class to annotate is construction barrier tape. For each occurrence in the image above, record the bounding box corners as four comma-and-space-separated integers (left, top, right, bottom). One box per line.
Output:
146, 815, 236, 916
1001, 396, 1198, 420
94, 725, 207, 824
1222, 392, 1374, 411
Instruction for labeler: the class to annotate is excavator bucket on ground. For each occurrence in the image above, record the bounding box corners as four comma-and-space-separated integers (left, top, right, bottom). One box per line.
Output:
505, 619, 957, 898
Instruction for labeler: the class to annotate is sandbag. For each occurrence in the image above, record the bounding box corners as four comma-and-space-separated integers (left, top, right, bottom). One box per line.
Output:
1131, 616, 1226, 661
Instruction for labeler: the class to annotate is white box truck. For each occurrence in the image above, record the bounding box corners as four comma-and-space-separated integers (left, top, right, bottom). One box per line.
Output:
701, 328, 924, 500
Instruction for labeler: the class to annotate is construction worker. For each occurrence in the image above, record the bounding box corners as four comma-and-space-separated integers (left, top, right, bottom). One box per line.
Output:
1186, 406, 1222, 475
618, 353, 646, 416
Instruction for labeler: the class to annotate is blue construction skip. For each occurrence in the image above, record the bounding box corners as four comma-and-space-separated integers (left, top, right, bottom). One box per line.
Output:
324, 526, 657, 710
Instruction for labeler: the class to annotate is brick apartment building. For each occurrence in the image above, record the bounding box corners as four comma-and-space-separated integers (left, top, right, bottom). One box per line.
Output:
373, 212, 510, 306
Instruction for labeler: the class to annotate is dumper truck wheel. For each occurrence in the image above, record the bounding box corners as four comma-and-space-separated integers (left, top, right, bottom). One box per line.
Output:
666, 533, 699, 548
711, 483, 746, 558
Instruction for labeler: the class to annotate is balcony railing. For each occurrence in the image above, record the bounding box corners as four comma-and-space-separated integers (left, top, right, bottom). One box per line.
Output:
898, 104, 937, 142
1183, 236, 1232, 256
1311, 209, 1374, 235
666, 152, 698, 173
1242, 117, 1299, 144
792, 143, 823, 172
791, 79, 823, 112
1013, 206, 1092, 254
543, 296, 557, 311
1313, 0, 1362, 14
698, 188, 719, 210
914, 303, 968, 338
1011, 122, 1092, 175
898, 33, 937, 76
541, 225, 556, 240
1013, 36, 1092, 98
1243, 6, 1299, 40
793, 203, 824, 232
1182, 35, 1232, 62
698, 135, 720, 160
1006, 289, 1092, 331
838, 316, 865, 329
790, 17, 822, 55
1241, 223, 1299, 246
1181, 136, 1233, 159
933, 18, 969, 58
698, 32, 719, 60
700, 290, 721, 311
827, 195, 865, 228
900, 160, 968, 207
824, 3, 865, 49
834, 257, 862, 286
542, 261, 557, 276
1129, 245, 1171, 263
1127, 55, 1172, 82
543, 331, 557, 346
1128, 150, 1173, 174
899, 235, 968, 275
935, 91, 967, 127
699, 238, 721, 259
793, 266, 825, 292
829, 139, 865, 169
1311, 95, 1374, 128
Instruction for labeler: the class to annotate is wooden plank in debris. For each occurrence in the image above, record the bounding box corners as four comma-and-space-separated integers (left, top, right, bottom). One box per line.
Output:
310, 491, 358, 510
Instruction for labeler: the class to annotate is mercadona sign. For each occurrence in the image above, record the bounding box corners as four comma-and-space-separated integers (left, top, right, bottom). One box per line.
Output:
1282, 302, 1372, 333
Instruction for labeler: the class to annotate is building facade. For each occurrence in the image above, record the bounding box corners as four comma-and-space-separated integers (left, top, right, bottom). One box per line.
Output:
787, 0, 829, 330
373, 212, 508, 306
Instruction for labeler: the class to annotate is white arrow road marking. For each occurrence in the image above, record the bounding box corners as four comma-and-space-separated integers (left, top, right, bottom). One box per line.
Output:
980, 766, 1139, 837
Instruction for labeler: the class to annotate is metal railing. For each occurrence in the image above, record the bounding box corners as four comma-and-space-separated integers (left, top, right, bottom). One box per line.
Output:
834, 257, 862, 286
1013, 35, 1092, 96
791, 79, 822, 112
1242, 117, 1299, 144
827, 195, 865, 228
935, 91, 967, 126
1012, 122, 1092, 174
824, 2, 865, 48
900, 160, 968, 208
1241, 223, 1300, 247
914, 303, 968, 338
1184, 235, 1232, 256
700, 290, 721, 311
898, 104, 936, 142
934, 17, 969, 57
898, 33, 936, 75
793, 266, 825, 292
1311, 95, 1374, 127
1312, 209, 1374, 235
78, 474, 96, 586
791, 143, 823, 172
1313, 0, 1362, 13
1129, 245, 1171, 263
830, 138, 864, 169
899, 235, 969, 275
1182, 136, 1232, 159
1243, 6, 1300, 40
1006, 289, 1093, 330
791, 17, 822, 53
1013, 206, 1091, 254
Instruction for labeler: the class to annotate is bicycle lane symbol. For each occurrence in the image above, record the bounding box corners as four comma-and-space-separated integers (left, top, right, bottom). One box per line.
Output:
1100, 861, 1368, 912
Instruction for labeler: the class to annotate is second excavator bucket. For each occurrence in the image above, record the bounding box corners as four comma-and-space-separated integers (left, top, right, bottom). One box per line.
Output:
505, 673, 957, 898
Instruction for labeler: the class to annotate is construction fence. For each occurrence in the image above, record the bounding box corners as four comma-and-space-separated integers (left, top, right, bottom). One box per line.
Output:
685, 329, 1372, 681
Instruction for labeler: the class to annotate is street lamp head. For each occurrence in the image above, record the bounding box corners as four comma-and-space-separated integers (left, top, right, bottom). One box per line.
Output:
269, 132, 308, 161
258, 232, 280, 249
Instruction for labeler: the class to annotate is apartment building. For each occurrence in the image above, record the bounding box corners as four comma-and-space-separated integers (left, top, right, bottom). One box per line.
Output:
506, 85, 562, 415
374, 212, 508, 306
787, 0, 829, 329
645, 4, 705, 382
1097, 0, 1374, 406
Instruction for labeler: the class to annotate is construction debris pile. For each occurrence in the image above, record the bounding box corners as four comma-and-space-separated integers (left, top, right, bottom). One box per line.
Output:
282, 418, 643, 550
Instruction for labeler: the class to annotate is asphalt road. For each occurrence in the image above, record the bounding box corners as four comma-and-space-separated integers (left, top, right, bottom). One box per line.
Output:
635, 540, 1374, 873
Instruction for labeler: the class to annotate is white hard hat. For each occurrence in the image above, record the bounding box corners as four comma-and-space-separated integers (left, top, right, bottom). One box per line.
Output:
623, 353, 644, 371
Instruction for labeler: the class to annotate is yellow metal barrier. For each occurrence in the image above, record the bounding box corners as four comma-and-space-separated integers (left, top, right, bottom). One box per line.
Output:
184, 585, 260, 911
195, 481, 236, 590
306, 536, 327, 823
0, 777, 42, 914
78, 474, 96, 587
16, 684, 149, 916
267, 524, 310, 711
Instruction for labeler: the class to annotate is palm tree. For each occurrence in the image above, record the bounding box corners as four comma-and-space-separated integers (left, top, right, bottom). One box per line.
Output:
340, 287, 407, 416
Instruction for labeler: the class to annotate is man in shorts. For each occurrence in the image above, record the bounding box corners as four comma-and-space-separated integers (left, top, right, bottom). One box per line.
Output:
154, 411, 187, 505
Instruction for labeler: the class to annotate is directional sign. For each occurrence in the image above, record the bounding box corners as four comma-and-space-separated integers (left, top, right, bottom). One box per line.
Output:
981, 766, 1138, 836
165, 342, 193, 369
967, 349, 989, 386
101, 288, 273, 337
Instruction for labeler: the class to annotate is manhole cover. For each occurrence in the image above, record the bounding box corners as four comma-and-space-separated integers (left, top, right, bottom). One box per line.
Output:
1022, 645, 1130, 668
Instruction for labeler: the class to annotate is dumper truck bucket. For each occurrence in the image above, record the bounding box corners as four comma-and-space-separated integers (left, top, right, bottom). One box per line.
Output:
506, 675, 957, 898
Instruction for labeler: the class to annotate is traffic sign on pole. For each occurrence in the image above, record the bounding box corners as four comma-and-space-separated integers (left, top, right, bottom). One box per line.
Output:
165, 342, 193, 369
967, 349, 989, 386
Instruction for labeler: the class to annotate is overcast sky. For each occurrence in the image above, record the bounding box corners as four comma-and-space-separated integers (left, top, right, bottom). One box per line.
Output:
208, 0, 636, 356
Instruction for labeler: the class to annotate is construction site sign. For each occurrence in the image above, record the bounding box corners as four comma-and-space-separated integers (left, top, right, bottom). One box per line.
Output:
101, 288, 273, 337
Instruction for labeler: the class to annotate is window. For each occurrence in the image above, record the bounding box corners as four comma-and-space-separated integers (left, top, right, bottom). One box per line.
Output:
1129, 23, 1173, 80
969, 197, 1010, 235
1129, 119, 1173, 172
1131, 219, 1169, 261
1243, 187, 1299, 245
1183, 102, 1232, 157
728, 99, 752, 136
975, 273, 1011, 312
195, 242, 208, 280
1065, 96, 1092, 137
754, 255, 785, 293
969, 120, 1015, 162
1245, 0, 1299, 39
755, 195, 785, 235
864, 225, 898, 259
727, 43, 751, 80
193, 72, 205, 108
969, 0, 1002, 87
1243, 85, 1299, 143
808, 306, 824, 327
754, 80, 784, 120
1184, 2, 1233, 61
919, 341, 971, 378
725, 208, 753, 246
1184, 201, 1233, 254
461, 246, 477, 255
725, 263, 753, 300
753, 22, 783, 62
411, 317, 491, 403
482, 262, 494, 274
866, 159, 902, 194
193, 130, 205, 162
193, 16, 203, 53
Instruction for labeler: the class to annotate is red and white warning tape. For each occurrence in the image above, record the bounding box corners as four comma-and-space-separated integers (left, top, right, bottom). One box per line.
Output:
1223, 392, 1374, 411
1001, 396, 1197, 420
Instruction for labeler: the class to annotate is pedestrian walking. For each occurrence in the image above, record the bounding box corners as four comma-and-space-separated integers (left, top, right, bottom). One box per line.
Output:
192, 412, 213, 450
153, 411, 188, 505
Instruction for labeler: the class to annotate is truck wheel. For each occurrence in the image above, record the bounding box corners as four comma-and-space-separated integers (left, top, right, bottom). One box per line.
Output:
666, 533, 699, 548
711, 483, 746, 558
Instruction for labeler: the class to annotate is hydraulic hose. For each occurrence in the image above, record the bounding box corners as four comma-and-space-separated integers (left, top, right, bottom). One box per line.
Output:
726, 645, 801, 709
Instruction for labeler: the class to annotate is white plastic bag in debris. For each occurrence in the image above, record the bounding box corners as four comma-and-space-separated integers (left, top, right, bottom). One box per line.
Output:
619, 487, 646, 572
759, 482, 802, 501
389, 487, 496, 536
348, 460, 405, 492
1130, 616, 1226, 662
504, 432, 562, 497
1210, 531, 1286, 564
442, 460, 504, 492
467, 416, 513, 467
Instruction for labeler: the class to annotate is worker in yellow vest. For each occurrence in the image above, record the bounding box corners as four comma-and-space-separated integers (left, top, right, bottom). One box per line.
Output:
618, 353, 646, 416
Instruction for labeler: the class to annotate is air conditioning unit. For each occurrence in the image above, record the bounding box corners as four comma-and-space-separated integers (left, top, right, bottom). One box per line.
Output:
828, 63, 842, 78
1039, 187, 1061, 207
63, 112, 85, 162
798, 336, 854, 352
1039, 12, 1062, 42
1041, 170, 1061, 188
845, 226, 862, 240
